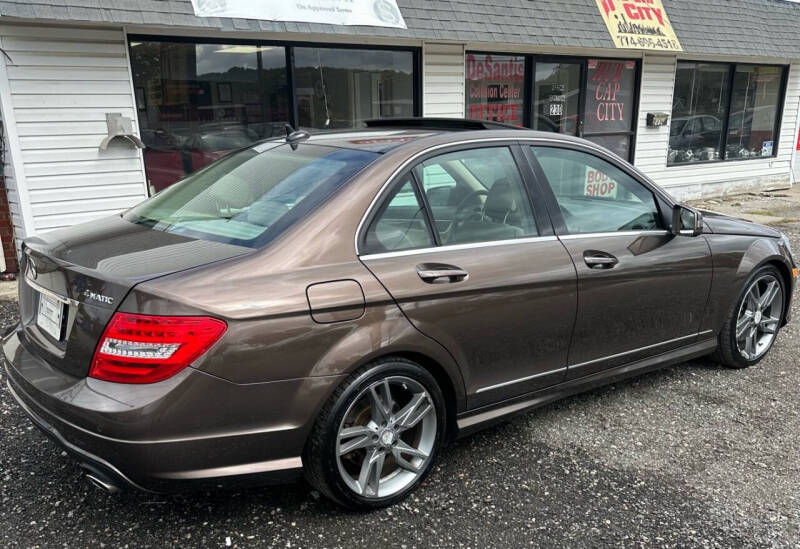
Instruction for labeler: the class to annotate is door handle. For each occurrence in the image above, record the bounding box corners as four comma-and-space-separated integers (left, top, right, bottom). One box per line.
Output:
583, 251, 618, 269
416, 264, 468, 284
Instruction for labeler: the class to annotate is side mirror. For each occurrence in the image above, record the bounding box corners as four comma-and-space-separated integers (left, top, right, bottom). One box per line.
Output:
671, 204, 703, 236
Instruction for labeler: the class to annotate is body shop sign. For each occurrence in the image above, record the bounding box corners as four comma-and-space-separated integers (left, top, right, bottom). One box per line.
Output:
190, 0, 406, 28
584, 167, 618, 198
595, 0, 682, 51
465, 54, 525, 126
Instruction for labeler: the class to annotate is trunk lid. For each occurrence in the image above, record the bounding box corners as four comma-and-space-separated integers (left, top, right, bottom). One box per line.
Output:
19, 214, 251, 378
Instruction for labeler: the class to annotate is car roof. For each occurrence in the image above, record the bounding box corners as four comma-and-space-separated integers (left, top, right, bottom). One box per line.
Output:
304, 129, 443, 153
288, 122, 595, 154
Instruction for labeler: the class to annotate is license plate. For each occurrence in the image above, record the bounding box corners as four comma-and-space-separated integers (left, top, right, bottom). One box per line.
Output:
36, 292, 64, 340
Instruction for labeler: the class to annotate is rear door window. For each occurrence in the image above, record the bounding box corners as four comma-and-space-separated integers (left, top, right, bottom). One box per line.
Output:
414, 147, 538, 245
363, 176, 435, 254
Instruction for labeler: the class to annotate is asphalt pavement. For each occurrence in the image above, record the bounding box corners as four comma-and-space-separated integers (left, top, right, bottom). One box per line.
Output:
1, 201, 798, 548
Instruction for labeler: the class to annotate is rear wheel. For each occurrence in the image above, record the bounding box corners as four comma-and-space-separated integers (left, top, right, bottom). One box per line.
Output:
711, 265, 786, 368
304, 358, 445, 509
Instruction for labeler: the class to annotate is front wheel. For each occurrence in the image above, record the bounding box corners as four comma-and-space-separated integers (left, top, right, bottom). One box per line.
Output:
304, 358, 446, 509
711, 265, 786, 368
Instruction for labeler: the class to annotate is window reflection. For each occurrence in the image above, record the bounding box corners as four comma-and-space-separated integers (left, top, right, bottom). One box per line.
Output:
669, 62, 729, 164
585, 134, 630, 160
726, 65, 782, 160
131, 41, 288, 192
533, 62, 581, 134
293, 47, 414, 129
669, 62, 784, 164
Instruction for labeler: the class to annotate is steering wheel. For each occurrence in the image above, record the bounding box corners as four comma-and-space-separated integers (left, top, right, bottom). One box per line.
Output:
453, 189, 489, 221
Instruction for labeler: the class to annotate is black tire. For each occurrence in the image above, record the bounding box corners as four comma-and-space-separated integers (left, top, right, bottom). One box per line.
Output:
303, 357, 446, 510
710, 264, 786, 369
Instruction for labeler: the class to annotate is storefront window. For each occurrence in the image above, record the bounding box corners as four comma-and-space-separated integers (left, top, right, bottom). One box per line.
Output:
131, 40, 419, 193
130, 41, 289, 192
533, 62, 581, 134
669, 62, 785, 165
726, 65, 782, 160
584, 134, 630, 159
463, 54, 638, 160
293, 47, 414, 129
669, 62, 729, 164
464, 53, 526, 126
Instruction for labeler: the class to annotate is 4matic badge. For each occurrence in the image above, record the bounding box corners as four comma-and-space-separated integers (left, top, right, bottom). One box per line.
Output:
84, 290, 114, 305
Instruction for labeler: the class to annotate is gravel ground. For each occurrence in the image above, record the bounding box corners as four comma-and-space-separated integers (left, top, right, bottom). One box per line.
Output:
1, 207, 799, 548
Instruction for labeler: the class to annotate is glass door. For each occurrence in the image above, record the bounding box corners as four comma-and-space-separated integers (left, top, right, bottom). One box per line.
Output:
532, 61, 582, 136
530, 58, 638, 161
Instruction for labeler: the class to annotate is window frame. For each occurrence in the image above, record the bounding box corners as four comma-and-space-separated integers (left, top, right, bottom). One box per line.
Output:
128, 34, 422, 193
668, 60, 788, 166
463, 51, 642, 162
357, 141, 552, 256
523, 142, 674, 237
360, 173, 439, 255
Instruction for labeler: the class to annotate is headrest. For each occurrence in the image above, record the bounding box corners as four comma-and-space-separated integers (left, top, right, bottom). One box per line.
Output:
483, 179, 516, 221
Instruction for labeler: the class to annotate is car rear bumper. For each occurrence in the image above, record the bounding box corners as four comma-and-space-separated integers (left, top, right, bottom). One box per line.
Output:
3, 327, 343, 492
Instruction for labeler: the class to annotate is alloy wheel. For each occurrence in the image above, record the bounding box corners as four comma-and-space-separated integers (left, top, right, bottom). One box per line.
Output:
735, 273, 783, 361
336, 376, 437, 499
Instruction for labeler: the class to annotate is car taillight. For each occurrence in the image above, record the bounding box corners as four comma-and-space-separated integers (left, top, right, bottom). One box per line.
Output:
89, 313, 227, 384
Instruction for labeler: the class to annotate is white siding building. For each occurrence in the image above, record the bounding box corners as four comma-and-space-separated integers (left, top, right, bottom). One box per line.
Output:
0, 0, 797, 269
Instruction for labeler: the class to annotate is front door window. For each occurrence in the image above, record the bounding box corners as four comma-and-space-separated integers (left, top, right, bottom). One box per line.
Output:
530, 146, 662, 234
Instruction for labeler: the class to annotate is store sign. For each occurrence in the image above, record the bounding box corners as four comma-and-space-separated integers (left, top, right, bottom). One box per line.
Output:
465, 54, 525, 126
190, 0, 407, 29
585, 60, 635, 134
584, 167, 618, 198
595, 0, 682, 52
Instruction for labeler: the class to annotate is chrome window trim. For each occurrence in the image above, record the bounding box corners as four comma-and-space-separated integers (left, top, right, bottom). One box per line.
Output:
558, 230, 670, 241
353, 135, 657, 257
359, 235, 558, 261
474, 330, 714, 394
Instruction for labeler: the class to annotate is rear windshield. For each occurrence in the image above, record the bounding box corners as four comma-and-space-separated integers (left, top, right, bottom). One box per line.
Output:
124, 143, 379, 248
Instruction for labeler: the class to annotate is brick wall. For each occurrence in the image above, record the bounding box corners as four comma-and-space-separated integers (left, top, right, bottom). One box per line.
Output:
0, 177, 18, 273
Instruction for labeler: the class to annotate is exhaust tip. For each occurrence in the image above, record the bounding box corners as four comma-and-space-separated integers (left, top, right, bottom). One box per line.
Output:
85, 472, 122, 494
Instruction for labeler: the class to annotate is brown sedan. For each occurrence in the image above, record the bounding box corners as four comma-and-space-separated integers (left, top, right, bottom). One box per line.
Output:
3, 119, 796, 509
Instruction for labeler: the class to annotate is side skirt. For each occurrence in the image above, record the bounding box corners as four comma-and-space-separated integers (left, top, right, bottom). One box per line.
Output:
455, 338, 718, 437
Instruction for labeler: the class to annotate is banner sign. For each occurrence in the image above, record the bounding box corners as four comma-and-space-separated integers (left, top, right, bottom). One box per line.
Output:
190, 0, 407, 29
595, 0, 682, 52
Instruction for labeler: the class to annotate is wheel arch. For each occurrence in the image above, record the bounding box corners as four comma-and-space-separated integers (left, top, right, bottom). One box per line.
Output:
762, 258, 793, 326
734, 237, 794, 321
385, 350, 460, 442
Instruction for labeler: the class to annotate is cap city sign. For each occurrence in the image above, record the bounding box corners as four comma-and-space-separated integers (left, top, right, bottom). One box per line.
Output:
595, 0, 682, 52
190, 0, 407, 29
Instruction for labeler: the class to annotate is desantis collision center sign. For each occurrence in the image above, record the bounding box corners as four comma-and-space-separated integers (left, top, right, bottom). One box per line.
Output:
190, 0, 407, 28
465, 55, 525, 126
